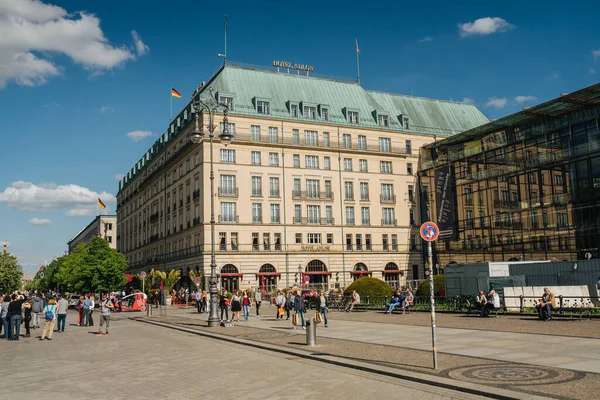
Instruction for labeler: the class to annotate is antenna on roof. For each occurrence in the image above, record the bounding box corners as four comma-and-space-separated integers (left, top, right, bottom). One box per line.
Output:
218, 15, 228, 65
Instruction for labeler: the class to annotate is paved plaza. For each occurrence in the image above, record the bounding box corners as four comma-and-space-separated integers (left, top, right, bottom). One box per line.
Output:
2, 310, 489, 400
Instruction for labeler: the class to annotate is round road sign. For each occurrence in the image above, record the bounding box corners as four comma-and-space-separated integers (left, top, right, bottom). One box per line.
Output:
303, 275, 310, 283
420, 222, 440, 242
140, 271, 147, 278
195, 277, 201, 284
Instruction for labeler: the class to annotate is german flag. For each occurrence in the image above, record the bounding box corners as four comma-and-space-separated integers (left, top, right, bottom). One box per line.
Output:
98, 198, 107, 209
171, 88, 182, 98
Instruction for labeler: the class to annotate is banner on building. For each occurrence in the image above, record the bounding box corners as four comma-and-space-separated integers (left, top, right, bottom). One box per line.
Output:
435, 165, 456, 240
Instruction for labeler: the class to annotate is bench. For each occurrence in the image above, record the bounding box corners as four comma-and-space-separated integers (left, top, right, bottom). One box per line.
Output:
536, 298, 594, 320
466, 305, 505, 318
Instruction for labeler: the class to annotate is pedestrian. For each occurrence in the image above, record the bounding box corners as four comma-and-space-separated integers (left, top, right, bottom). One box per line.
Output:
195, 290, 202, 313
345, 290, 360, 312
77, 295, 84, 326
254, 289, 262, 317
219, 290, 229, 322
286, 291, 294, 321
82, 294, 92, 327
242, 290, 251, 322
40, 298, 59, 341
0, 295, 8, 340
318, 290, 329, 328
22, 298, 32, 337
275, 291, 286, 321
89, 295, 95, 327
201, 293, 208, 313
57, 295, 68, 333
8, 293, 25, 340
293, 289, 306, 330
96, 293, 114, 335
31, 293, 44, 329
231, 291, 242, 322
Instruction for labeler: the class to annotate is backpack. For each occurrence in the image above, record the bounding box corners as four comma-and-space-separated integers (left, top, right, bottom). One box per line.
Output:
45, 305, 56, 320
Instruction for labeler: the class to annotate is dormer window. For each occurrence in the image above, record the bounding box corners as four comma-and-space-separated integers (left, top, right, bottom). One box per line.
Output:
348, 111, 359, 124
257, 100, 270, 115
219, 96, 234, 111
403, 117, 410, 130
291, 104, 299, 117
304, 105, 316, 119
378, 114, 389, 127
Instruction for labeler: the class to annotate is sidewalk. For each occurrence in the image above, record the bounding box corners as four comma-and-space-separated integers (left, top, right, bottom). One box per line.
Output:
144, 306, 600, 400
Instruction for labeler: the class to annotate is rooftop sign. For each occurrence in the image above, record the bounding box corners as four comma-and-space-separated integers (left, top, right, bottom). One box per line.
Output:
273, 60, 314, 72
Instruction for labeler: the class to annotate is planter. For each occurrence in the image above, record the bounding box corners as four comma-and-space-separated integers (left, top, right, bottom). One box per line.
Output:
165, 297, 172, 305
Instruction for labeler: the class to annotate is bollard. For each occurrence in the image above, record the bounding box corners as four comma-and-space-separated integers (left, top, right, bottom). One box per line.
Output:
519, 295, 524, 314
559, 295, 564, 315
306, 318, 317, 346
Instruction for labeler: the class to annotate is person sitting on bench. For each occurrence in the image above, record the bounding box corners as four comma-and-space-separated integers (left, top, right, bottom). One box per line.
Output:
535, 287, 556, 321
401, 290, 414, 315
482, 290, 501, 317
475, 290, 487, 316
385, 290, 402, 314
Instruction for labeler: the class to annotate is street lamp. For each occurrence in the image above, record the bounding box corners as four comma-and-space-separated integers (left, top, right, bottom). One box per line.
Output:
190, 90, 232, 327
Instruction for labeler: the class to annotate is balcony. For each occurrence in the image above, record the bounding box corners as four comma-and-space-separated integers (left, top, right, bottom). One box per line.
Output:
292, 217, 334, 225
149, 212, 159, 223
193, 189, 200, 200
252, 216, 263, 224
251, 190, 263, 198
362, 219, 371, 226
346, 218, 355, 226
193, 217, 200, 226
493, 199, 520, 209
382, 218, 397, 226
494, 221, 524, 229
271, 218, 281, 224
465, 199, 474, 206
292, 190, 334, 201
218, 187, 239, 198
344, 194, 354, 201
380, 194, 396, 204
219, 215, 239, 223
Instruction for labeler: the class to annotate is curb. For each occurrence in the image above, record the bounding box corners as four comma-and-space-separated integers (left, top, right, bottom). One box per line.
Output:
135, 317, 550, 400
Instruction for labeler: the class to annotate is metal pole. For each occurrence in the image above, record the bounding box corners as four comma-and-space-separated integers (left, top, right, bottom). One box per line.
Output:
207, 111, 220, 327
142, 278, 145, 296
428, 241, 438, 369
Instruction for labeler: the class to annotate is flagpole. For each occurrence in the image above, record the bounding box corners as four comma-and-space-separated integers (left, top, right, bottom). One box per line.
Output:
356, 38, 361, 85
224, 15, 227, 65
170, 89, 173, 122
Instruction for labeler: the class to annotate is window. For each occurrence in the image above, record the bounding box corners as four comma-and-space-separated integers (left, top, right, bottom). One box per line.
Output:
308, 233, 322, 244
195, 153, 200, 167
345, 182, 354, 200
270, 204, 280, 223
356, 234, 363, 251
293, 154, 300, 168
292, 129, 299, 145
347, 110, 358, 124
542, 212, 548, 228
307, 205, 321, 224
306, 179, 320, 198
391, 234, 398, 251
407, 163, 413, 175
529, 172, 537, 184
379, 137, 391, 152
408, 185, 414, 202
251, 151, 261, 165
257, 100, 270, 114
324, 156, 331, 170
219, 232, 227, 251
269, 152, 279, 166
295, 233, 302, 244
304, 106, 316, 119
268, 127, 278, 143
251, 176, 262, 197
342, 134, 351, 149
252, 232, 259, 251
274, 233, 281, 250
557, 213, 567, 228
358, 135, 367, 150
555, 174, 564, 186
382, 234, 389, 251
380, 161, 392, 174
221, 96, 234, 111
382, 208, 395, 225
361, 207, 370, 225
360, 182, 369, 201
359, 159, 368, 172
269, 177, 280, 197
291, 104, 299, 117
220, 149, 236, 163
250, 125, 261, 142
220, 175, 236, 195
346, 234, 353, 251
405, 140, 412, 154
305, 155, 319, 169
325, 180, 332, 199
409, 209, 415, 225
327, 233, 333, 244
321, 107, 329, 121
326, 205, 333, 224
220, 202, 236, 222
403, 117, 410, 130
410, 234, 417, 250
294, 204, 301, 223
293, 178, 301, 197
304, 130, 317, 146
381, 183, 394, 201
263, 233, 271, 251
220, 122, 235, 136
322, 132, 330, 147
346, 206, 355, 225
344, 158, 352, 171
107, 236, 112, 243
378, 115, 389, 127
365, 234, 372, 251
252, 203, 263, 223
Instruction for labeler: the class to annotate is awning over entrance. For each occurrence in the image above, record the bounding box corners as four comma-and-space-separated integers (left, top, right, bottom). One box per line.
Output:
382, 270, 403, 274
351, 271, 372, 275
256, 273, 281, 277
303, 271, 332, 276
218, 273, 244, 278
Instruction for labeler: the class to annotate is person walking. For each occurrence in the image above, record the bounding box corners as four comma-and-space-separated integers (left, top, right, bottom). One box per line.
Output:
0, 295, 9, 340
82, 295, 92, 327
293, 290, 306, 330
286, 291, 294, 321
8, 293, 25, 341
31, 293, 44, 329
22, 298, 32, 337
231, 291, 242, 322
96, 293, 113, 335
89, 295, 96, 327
254, 289, 262, 317
275, 291, 286, 321
40, 298, 59, 341
77, 295, 85, 326
242, 291, 251, 322
201, 293, 208, 313
57, 295, 68, 333
195, 290, 202, 313
219, 290, 229, 322
344, 290, 360, 312
318, 290, 329, 328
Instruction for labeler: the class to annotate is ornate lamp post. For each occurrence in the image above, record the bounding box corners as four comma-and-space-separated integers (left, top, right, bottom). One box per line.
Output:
190, 90, 233, 327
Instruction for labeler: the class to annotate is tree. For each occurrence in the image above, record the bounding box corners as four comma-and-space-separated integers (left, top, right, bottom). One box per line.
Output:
135, 269, 158, 294
344, 277, 394, 299
156, 270, 180, 295
416, 275, 445, 297
0, 252, 24, 293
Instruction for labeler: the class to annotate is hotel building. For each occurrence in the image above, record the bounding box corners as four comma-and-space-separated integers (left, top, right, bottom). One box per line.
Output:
68, 215, 117, 254
116, 63, 488, 291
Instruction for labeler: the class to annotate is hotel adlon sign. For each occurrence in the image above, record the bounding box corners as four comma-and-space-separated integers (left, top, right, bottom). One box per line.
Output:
273, 60, 314, 72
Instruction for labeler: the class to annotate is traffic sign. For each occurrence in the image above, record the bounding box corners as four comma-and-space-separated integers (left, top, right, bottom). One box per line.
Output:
585, 252, 592, 260
195, 277, 201, 284
140, 271, 147, 278
420, 222, 439, 242
303, 275, 310, 283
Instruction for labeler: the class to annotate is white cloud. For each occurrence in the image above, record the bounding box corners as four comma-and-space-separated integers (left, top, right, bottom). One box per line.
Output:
0, 0, 148, 88
29, 217, 51, 225
0, 181, 115, 216
514, 95, 537, 104
462, 97, 475, 104
98, 106, 113, 113
115, 173, 125, 181
459, 17, 514, 38
131, 30, 149, 56
486, 97, 507, 109
126, 130, 152, 142
593, 49, 600, 61
418, 36, 432, 43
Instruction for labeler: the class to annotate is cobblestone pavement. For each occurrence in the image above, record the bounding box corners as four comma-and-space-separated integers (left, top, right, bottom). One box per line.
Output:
1, 311, 489, 400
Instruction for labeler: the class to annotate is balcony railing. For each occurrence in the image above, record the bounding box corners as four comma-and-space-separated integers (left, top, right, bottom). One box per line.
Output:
218, 187, 239, 197
252, 216, 263, 224
494, 221, 524, 229
346, 218, 355, 225
269, 191, 281, 198
360, 195, 370, 201
292, 190, 334, 201
362, 219, 370, 226
344, 194, 354, 201
494, 199, 520, 208
193, 189, 200, 200
382, 218, 397, 226
218, 215, 239, 223
251, 190, 263, 197
380, 194, 396, 203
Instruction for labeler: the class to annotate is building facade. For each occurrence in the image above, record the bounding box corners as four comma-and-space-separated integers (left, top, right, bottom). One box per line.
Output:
418, 84, 600, 268
68, 215, 117, 254
116, 63, 488, 291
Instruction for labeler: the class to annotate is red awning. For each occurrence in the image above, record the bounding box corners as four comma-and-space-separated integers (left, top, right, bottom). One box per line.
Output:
125, 273, 134, 283
256, 273, 281, 277
382, 270, 404, 274
303, 271, 332, 276
218, 273, 244, 278
351, 270, 373, 275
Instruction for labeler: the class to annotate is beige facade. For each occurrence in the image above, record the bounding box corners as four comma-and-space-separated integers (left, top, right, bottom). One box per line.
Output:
68, 215, 117, 254
117, 64, 488, 291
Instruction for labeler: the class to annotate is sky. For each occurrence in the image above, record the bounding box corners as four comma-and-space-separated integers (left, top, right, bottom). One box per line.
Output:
1, 0, 599, 276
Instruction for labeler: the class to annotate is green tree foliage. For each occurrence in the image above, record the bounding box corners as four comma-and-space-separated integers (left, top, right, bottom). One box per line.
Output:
188, 270, 203, 289
416, 275, 445, 297
155, 270, 180, 295
344, 277, 394, 299
135, 269, 159, 294
0, 252, 24, 293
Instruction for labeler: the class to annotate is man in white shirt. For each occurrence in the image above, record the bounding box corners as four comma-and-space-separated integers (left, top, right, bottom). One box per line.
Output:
345, 291, 360, 312
195, 290, 202, 314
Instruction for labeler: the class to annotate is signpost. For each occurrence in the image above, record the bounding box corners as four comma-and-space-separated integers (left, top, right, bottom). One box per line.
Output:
420, 221, 439, 370
303, 275, 310, 289
140, 271, 147, 294
195, 277, 201, 286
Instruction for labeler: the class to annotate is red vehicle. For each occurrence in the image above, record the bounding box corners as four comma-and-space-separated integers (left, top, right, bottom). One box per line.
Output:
120, 293, 147, 312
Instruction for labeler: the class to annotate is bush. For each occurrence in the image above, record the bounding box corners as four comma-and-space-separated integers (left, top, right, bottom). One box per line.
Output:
344, 277, 394, 299
416, 275, 445, 297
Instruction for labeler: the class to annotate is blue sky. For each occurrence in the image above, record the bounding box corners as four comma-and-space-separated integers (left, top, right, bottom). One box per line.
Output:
1, 0, 599, 276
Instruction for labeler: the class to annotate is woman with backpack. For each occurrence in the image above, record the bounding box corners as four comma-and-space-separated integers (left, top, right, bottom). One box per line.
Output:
40, 298, 59, 341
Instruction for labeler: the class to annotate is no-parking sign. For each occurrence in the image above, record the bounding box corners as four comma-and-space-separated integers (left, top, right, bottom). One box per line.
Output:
420, 222, 439, 242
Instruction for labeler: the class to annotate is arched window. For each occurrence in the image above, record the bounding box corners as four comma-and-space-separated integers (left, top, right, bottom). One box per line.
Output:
305, 260, 329, 288
354, 263, 368, 272
221, 264, 239, 274
259, 264, 277, 274
306, 260, 327, 272
384, 262, 400, 288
